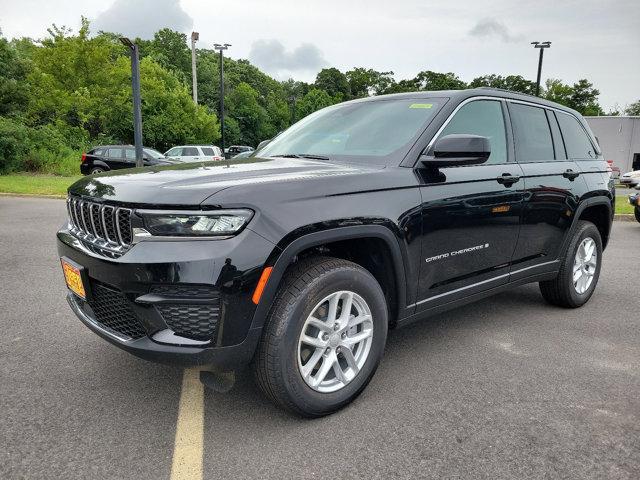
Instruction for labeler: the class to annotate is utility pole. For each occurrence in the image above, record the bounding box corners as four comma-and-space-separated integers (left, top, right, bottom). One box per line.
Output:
190, 31, 199, 104
214, 43, 231, 157
120, 37, 143, 167
531, 41, 552, 97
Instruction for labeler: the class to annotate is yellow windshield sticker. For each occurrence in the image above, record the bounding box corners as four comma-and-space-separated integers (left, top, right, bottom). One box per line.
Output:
409, 103, 433, 109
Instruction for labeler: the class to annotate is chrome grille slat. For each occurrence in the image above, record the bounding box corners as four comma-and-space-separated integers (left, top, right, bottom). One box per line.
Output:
66, 195, 133, 256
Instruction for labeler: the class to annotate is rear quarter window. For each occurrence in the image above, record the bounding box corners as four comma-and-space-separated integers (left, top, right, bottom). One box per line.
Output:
200, 147, 215, 155
556, 113, 598, 160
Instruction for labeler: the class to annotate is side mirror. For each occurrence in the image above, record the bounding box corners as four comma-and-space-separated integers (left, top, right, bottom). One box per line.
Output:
421, 134, 491, 168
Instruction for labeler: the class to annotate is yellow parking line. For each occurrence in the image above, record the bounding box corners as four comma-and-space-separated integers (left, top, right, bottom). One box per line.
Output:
170, 368, 204, 480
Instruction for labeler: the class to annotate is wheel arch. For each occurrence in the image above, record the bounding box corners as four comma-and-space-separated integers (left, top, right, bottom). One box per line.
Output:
250, 224, 410, 331
568, 197, 613, 251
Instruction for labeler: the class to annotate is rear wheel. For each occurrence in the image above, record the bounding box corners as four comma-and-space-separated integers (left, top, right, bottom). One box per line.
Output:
539, 220, 602, 308
635, 207, 640, 223
254, 256, 388, 417
90, 167, 105, 174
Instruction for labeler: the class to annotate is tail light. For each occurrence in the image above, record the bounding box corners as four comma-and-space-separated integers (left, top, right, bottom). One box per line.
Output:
81, 152, 87, 163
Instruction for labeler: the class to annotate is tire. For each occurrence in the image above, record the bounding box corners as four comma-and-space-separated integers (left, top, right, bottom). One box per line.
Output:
254, 256, 388, 417
90, 167, 105, 174
635, 207, 640, 224
539, 220, 602, 308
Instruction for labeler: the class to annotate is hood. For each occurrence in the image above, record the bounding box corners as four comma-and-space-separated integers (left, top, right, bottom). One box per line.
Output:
68, 157, 381, 206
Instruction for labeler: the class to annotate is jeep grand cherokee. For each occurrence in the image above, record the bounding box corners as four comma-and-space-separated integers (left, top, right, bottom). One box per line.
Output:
58, 89, 615, 417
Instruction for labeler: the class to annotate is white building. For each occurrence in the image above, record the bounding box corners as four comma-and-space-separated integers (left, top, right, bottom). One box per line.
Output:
585, 116, 640, 173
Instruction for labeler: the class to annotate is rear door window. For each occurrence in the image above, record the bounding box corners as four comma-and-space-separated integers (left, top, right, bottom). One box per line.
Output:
182, 147, 199, 156
106, 148, 123, 158
124, 148, 136, 160
509, 103, 554, 162
556, 113, 597, 160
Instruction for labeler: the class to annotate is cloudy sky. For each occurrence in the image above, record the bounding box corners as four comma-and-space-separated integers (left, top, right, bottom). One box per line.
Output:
0, 0, 638, 110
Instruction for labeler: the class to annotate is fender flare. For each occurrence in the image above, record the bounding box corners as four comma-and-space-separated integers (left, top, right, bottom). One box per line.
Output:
90, 160, 110, 171
249, 224, 410, 330
561, 196, 613, 253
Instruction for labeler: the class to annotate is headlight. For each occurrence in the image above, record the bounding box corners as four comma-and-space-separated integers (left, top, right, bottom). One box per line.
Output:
137, 209, 253, 237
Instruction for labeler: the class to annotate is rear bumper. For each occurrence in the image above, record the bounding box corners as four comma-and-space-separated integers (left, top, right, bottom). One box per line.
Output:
57, 225, 276, 368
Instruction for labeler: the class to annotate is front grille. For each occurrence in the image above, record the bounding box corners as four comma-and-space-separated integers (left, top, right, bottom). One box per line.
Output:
157, 304, 220, 341
151, 285, 220, 341
88, 282, 146, 340
67, 196, 132, 254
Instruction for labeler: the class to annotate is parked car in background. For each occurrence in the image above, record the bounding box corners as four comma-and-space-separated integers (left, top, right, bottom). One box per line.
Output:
620, 169, 640, 188
606, 160, 620, 179
164, 145, 224, 163
629, 193, 640, 223
80, 145, 170, 175
224, 145, 254, 159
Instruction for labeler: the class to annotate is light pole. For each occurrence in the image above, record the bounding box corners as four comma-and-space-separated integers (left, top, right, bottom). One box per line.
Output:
531, 41, 551, 97
190, 31, 199, 104
119, 37, 144, 168
214, 43, 231, 156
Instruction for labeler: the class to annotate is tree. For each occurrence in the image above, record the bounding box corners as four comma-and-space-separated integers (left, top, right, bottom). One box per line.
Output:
315, 68, 350, 101
544, 78, 604, 115
0, 34, 30, 116
413, 71, 466, 91
570, 79, 603, 116
469, 74, 536, 95
227, 82, 269, 146
346, 68, 394, 98
625, 100, 640, 116
296, 88, 336, 119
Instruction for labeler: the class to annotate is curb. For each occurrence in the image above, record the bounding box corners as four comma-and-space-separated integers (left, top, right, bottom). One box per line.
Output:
614, 214, 636, 222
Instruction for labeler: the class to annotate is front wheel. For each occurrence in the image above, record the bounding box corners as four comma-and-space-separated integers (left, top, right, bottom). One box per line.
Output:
539, 220, 603, 308
254, 256, 388, 417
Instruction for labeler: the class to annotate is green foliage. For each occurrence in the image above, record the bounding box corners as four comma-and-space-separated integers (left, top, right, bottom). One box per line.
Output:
314, 68, 351, 101
544, 78, 603, 115
469, 74, 537, 95
0, 20, 609, 175
625, 101, 640, 116
346, 68, 394, 98
295, 89, 336, 119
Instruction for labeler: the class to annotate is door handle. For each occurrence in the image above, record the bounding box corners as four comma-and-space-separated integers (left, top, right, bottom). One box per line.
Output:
563, 169, 580, 181
496, 173, 520, 186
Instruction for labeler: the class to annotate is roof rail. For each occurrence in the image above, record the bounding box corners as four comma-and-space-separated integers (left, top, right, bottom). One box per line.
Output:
474, 86, 540, 99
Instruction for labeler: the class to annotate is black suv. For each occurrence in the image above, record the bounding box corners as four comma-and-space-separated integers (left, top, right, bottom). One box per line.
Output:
224, 145, 254, 159
80, 145, 170, 175
58, 89, 614, 416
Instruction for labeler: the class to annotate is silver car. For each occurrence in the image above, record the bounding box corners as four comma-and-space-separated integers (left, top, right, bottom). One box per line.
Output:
164, 145, 224, 163
620, 170, 640, 188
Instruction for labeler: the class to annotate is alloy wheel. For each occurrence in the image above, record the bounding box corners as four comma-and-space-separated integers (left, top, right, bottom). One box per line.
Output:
297, 291, 374, 393
573, 237, 597, 294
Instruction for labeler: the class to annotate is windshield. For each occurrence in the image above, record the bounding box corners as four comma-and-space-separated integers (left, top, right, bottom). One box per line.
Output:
144, 148, 164, 159
259, 98, 441, 162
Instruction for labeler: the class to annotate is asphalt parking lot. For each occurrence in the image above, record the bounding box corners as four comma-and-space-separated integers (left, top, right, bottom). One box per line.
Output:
1, 195, 639, 480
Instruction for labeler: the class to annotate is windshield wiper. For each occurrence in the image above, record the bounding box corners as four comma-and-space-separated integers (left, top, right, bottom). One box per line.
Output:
271, 153, 331, 160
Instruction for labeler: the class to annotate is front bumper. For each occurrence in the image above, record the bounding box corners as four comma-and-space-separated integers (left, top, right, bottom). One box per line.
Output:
620, 177, 639, 186
57, 225, 276, 368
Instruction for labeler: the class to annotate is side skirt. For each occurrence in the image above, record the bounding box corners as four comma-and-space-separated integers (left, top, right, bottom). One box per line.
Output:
396, 270, 558, 328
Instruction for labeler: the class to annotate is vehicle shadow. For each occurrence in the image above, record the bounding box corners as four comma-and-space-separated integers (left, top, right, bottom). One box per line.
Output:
204, 283, 545, 421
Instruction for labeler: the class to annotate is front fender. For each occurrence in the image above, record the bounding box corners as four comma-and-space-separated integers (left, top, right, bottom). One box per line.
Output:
248, 223, 410, 331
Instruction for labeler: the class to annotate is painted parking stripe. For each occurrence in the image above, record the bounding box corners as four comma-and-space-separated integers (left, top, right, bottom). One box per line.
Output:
170, 368, 204, 480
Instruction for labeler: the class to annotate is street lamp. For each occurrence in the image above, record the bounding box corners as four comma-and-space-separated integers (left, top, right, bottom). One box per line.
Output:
214, 43, 231, 157
119, 37, 144, 167
531, 41, 552, 97
190, 32, 199, 104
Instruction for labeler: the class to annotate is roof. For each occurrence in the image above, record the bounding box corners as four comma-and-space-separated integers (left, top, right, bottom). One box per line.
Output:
352, 87, 579, 115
